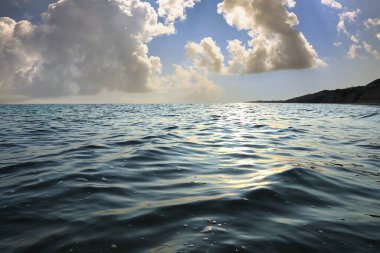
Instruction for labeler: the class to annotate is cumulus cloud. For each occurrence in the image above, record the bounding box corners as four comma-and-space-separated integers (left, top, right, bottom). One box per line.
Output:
364, 18, 380, 29
362, 41, 380, 59
0, 0, 178, 100
335, 9, 380, 60
159, 65, 221, 103
337, 9, 360, 36
364, 18, 380, 41
185, 37, 225, 73
350, 35, 359, 44
185, 0, 324, 75
335, 9, 370, 59
347, 44, 360, 59
157, 0, 199, 24
284, 0, 296, 8
321, 0, 342, 10
345, 40, 379, 60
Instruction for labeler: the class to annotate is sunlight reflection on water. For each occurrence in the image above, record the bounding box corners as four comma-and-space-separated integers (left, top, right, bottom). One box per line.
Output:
0, 103, 379, 253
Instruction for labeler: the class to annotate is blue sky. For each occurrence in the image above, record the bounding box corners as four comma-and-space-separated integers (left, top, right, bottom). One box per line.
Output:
0, 0, 379, 103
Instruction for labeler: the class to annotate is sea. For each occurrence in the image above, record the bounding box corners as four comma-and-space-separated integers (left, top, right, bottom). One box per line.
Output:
0, 103, 379, 253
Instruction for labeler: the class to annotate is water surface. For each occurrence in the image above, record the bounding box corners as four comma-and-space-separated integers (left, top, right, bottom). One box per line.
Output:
0, 104, 379, 253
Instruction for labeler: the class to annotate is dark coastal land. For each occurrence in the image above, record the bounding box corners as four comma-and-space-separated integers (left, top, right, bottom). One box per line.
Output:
250, 79, 380, 104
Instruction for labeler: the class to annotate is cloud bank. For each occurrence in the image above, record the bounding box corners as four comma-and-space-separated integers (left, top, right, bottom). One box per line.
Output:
186, 37, 226, 73
160, 65, 221, 103
1, 0, 376, 103
1, 0, 217, 103
157, 0, 200, 24
186, 0, 325, 75
0, 0, 172, 99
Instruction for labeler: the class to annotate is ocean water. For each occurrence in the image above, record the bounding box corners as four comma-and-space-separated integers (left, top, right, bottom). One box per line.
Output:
0, 103, 379, 253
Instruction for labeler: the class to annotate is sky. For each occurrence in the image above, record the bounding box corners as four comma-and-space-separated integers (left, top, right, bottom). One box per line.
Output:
0, 0, 379, 103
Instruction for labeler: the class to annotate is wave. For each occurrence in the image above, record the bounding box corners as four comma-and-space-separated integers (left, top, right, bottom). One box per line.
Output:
0, 104, 379, 253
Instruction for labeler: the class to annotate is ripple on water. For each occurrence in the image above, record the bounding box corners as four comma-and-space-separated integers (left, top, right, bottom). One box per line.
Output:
0, 104, 379, 253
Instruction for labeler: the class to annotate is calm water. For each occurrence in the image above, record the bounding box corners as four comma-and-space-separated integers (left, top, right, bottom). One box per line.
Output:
0, 104, 379, 253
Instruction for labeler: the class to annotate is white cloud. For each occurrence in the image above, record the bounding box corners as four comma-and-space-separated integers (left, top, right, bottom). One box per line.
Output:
362, 41, 380, 59
160, 65, 221, 103
284, 0, 296, 8
350, 35, 359, 44
347, 44, 360, 59
321, 0, 342, 9
186, 0, 324, 75
363, 18, 380, 41
333, 42, 342, 47
157, 0, 199, 24
364, 18, 380, 29
0, 0, 219, 103
335, 10, 380, 60
346, 41, 379, 60
337, 9, 360, 36
185, 37, 225, 73
336, 9, 366, 59
218, 0, 326, 72
0, 0, 177, 100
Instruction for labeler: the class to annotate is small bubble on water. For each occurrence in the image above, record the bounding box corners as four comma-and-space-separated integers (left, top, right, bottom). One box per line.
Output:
111, 244, 117, 249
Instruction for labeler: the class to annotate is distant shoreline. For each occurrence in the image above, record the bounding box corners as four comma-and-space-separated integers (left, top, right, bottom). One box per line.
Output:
248, 101, 380, 105
248, 79, 380, 104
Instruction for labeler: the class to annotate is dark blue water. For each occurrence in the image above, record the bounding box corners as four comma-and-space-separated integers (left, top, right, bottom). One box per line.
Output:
0, 104, 379, 253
